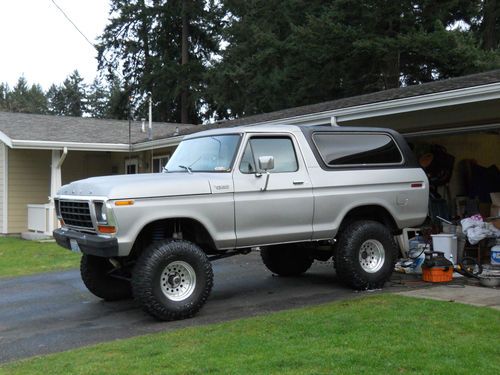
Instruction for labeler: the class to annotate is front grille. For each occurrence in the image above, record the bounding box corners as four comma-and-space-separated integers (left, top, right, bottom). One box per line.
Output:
60, 201, 94, 231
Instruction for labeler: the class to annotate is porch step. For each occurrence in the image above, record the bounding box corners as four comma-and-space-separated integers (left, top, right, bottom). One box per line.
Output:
21, 232, 53, 241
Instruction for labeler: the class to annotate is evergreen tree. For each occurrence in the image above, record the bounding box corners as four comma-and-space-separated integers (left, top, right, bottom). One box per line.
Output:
97, 0, 223, 124
47, 70, 87, 116
2, 77, 48, 114
473, 0, 500, 50
208, 0, 500, 119
87, 78, 110, 118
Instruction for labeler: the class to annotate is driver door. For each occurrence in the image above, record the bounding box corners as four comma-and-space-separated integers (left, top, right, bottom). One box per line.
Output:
232, 134, 314, 247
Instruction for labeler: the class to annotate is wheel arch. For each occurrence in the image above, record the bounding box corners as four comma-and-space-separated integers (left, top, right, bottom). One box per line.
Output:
337, 204, 400, 236
129, 217, 218, 258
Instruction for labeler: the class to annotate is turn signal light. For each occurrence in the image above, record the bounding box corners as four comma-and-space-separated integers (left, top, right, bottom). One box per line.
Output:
98, 225, 117, 234
115, 200, 134, 206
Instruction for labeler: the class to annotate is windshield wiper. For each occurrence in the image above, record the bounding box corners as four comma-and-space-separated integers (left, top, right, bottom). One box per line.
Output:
178, 165, 192, 174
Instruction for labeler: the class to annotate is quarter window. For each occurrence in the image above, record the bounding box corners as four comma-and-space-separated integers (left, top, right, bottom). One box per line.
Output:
312, 133, 403, 166
239, 137, 298, 173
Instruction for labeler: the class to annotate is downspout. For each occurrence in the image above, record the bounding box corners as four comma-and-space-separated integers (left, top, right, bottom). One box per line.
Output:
48, 147, 68, 234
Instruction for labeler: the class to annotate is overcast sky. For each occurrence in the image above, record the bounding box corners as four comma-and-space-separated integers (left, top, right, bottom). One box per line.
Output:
0, 0, 110, 90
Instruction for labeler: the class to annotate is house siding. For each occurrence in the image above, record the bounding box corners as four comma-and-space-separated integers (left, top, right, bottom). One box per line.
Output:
0, 143, 5, 233
7, 149, 51, 233
62, 151, 113, 185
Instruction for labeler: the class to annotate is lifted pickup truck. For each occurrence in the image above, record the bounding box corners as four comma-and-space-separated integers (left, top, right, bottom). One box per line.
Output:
53, 124, 428, 320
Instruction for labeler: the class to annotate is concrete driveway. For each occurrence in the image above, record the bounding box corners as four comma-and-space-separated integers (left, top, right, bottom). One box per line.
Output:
0, 252, 422, 363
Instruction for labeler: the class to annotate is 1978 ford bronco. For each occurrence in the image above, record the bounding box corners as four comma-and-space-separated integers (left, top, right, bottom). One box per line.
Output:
53, 124, 428, 320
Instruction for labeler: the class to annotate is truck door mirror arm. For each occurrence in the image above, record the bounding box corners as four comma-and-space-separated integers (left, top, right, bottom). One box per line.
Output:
258, 156, 274, 191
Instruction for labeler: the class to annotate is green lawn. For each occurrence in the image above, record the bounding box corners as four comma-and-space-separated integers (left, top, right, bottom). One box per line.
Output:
0, 237, 80, 278
2, 294, 499, 374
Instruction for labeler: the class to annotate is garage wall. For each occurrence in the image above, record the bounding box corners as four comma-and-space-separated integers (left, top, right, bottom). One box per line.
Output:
8, 149, 51, 233
415, 132, 500, 200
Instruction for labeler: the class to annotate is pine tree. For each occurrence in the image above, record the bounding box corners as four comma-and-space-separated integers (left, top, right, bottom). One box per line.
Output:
47, 71, 87, 116
208, 0, 500, 119
97, 0, 223, 123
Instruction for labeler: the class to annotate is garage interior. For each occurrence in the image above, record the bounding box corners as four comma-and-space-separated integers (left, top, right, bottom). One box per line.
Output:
338, 94, 500, 280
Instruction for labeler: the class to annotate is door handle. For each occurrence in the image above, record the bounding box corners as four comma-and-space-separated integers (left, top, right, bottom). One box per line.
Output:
293, 180, 305, 185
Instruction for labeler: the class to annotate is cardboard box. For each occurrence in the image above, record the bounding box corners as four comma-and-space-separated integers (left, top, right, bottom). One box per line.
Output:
491, 193, 500, 217
491, 192, 500, 206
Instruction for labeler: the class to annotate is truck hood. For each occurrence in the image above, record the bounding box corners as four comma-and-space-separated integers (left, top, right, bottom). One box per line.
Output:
57, 173, 213, 199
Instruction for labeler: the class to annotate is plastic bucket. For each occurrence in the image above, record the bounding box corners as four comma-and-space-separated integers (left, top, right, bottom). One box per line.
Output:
431, 234, 458, 265
491, 245, 500, 266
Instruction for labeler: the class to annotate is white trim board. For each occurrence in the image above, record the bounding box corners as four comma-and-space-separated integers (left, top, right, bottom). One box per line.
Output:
2, 143, 8, 234
232, 81, 500, 127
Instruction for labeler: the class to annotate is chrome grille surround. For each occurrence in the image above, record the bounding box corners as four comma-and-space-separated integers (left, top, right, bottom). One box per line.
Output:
59, 200, 96, 233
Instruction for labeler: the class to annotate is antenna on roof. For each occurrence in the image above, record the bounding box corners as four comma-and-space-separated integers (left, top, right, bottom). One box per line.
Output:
330, 116, 339, 127
148, 93, 153, 141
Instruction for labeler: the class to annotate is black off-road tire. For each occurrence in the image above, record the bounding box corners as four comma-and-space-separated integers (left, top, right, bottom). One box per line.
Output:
261, 244, 314, 276
131, 240, 213, 321
80, 254, 132, 301
335, 220, 397, 290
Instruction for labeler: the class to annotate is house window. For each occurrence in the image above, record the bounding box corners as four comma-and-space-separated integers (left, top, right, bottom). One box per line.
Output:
125, 158, 139, 174
152, 155, 170, 173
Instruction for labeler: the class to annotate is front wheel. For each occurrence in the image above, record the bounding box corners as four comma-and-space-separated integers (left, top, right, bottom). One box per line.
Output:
132, 240, 213, 321
80, 254, 132, 301
335, 220, 397, 290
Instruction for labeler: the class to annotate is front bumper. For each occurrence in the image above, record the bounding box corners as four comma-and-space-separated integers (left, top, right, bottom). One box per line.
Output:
53, 228, 119, 257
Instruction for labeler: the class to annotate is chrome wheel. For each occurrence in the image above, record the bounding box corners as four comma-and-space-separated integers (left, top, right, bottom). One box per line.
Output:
358, 239, 385, 273
160, 261, 196, 301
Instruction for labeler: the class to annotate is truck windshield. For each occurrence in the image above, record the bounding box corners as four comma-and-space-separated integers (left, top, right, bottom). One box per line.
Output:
165, 134, 241, 173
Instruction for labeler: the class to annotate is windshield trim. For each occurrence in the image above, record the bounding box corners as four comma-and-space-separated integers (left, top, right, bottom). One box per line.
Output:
165, 133, 243, 174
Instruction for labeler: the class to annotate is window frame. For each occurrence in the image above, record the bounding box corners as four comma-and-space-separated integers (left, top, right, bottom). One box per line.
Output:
238, 135, 300, 174
165, 133, 243, 173
152, 154, 170, 173
311, 131, 405, 168
124, 158, 139, 174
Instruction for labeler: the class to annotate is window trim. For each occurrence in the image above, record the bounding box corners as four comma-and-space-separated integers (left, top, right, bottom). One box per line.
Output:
166, 133, 243, 173
124, 158, 139, 174
311, 131, 405, 168
238, 135, 299, 174
152, 154, 170, 173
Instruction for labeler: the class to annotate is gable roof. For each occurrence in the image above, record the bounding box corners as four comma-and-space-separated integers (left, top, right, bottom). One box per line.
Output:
206, 68, 500, 128
1, 69, 500, 150
0, 112, 196, 150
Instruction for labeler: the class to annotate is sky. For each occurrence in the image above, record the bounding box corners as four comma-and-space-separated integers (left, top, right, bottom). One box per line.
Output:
0, 0, 110, 90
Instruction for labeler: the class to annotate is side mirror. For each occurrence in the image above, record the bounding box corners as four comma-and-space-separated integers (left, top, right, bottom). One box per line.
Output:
258, 155, 274, 171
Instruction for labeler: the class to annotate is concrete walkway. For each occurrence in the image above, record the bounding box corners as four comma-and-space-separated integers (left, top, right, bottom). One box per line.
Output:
398, 284, 500, 310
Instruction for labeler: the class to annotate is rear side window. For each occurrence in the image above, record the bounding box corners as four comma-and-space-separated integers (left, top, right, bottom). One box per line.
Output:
312, 133, 403, 166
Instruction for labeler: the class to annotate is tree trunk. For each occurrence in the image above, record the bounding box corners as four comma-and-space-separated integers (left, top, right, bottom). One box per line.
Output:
181, 0, 189, 124
481, 0, 498, 50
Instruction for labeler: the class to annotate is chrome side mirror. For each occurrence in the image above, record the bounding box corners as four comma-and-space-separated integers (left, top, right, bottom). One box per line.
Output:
258, 156, 274, 171
258, 156, 274, 191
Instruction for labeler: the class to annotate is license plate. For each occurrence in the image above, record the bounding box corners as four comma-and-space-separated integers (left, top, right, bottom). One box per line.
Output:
69, 239, 81, 253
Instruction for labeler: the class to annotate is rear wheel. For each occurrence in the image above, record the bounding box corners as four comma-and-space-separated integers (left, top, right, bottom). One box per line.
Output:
80, 254, 132, 301
132, 240, 213, 321
261, 244, 314, 276
335, 220, 397, 290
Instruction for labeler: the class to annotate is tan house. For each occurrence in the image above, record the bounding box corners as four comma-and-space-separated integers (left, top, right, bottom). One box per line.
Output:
0, 113, 194, 235
1, 69, 499, 236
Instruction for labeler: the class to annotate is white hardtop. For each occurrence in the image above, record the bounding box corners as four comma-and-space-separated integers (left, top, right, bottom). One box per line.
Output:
184, 124, 303, 139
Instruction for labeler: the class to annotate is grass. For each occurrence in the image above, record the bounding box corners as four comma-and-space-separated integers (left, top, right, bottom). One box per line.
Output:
1, 294, 499, 374
0, 237, 80, 278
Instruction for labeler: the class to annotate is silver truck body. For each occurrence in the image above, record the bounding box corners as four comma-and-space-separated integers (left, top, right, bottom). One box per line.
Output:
54, 125, 428, 256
